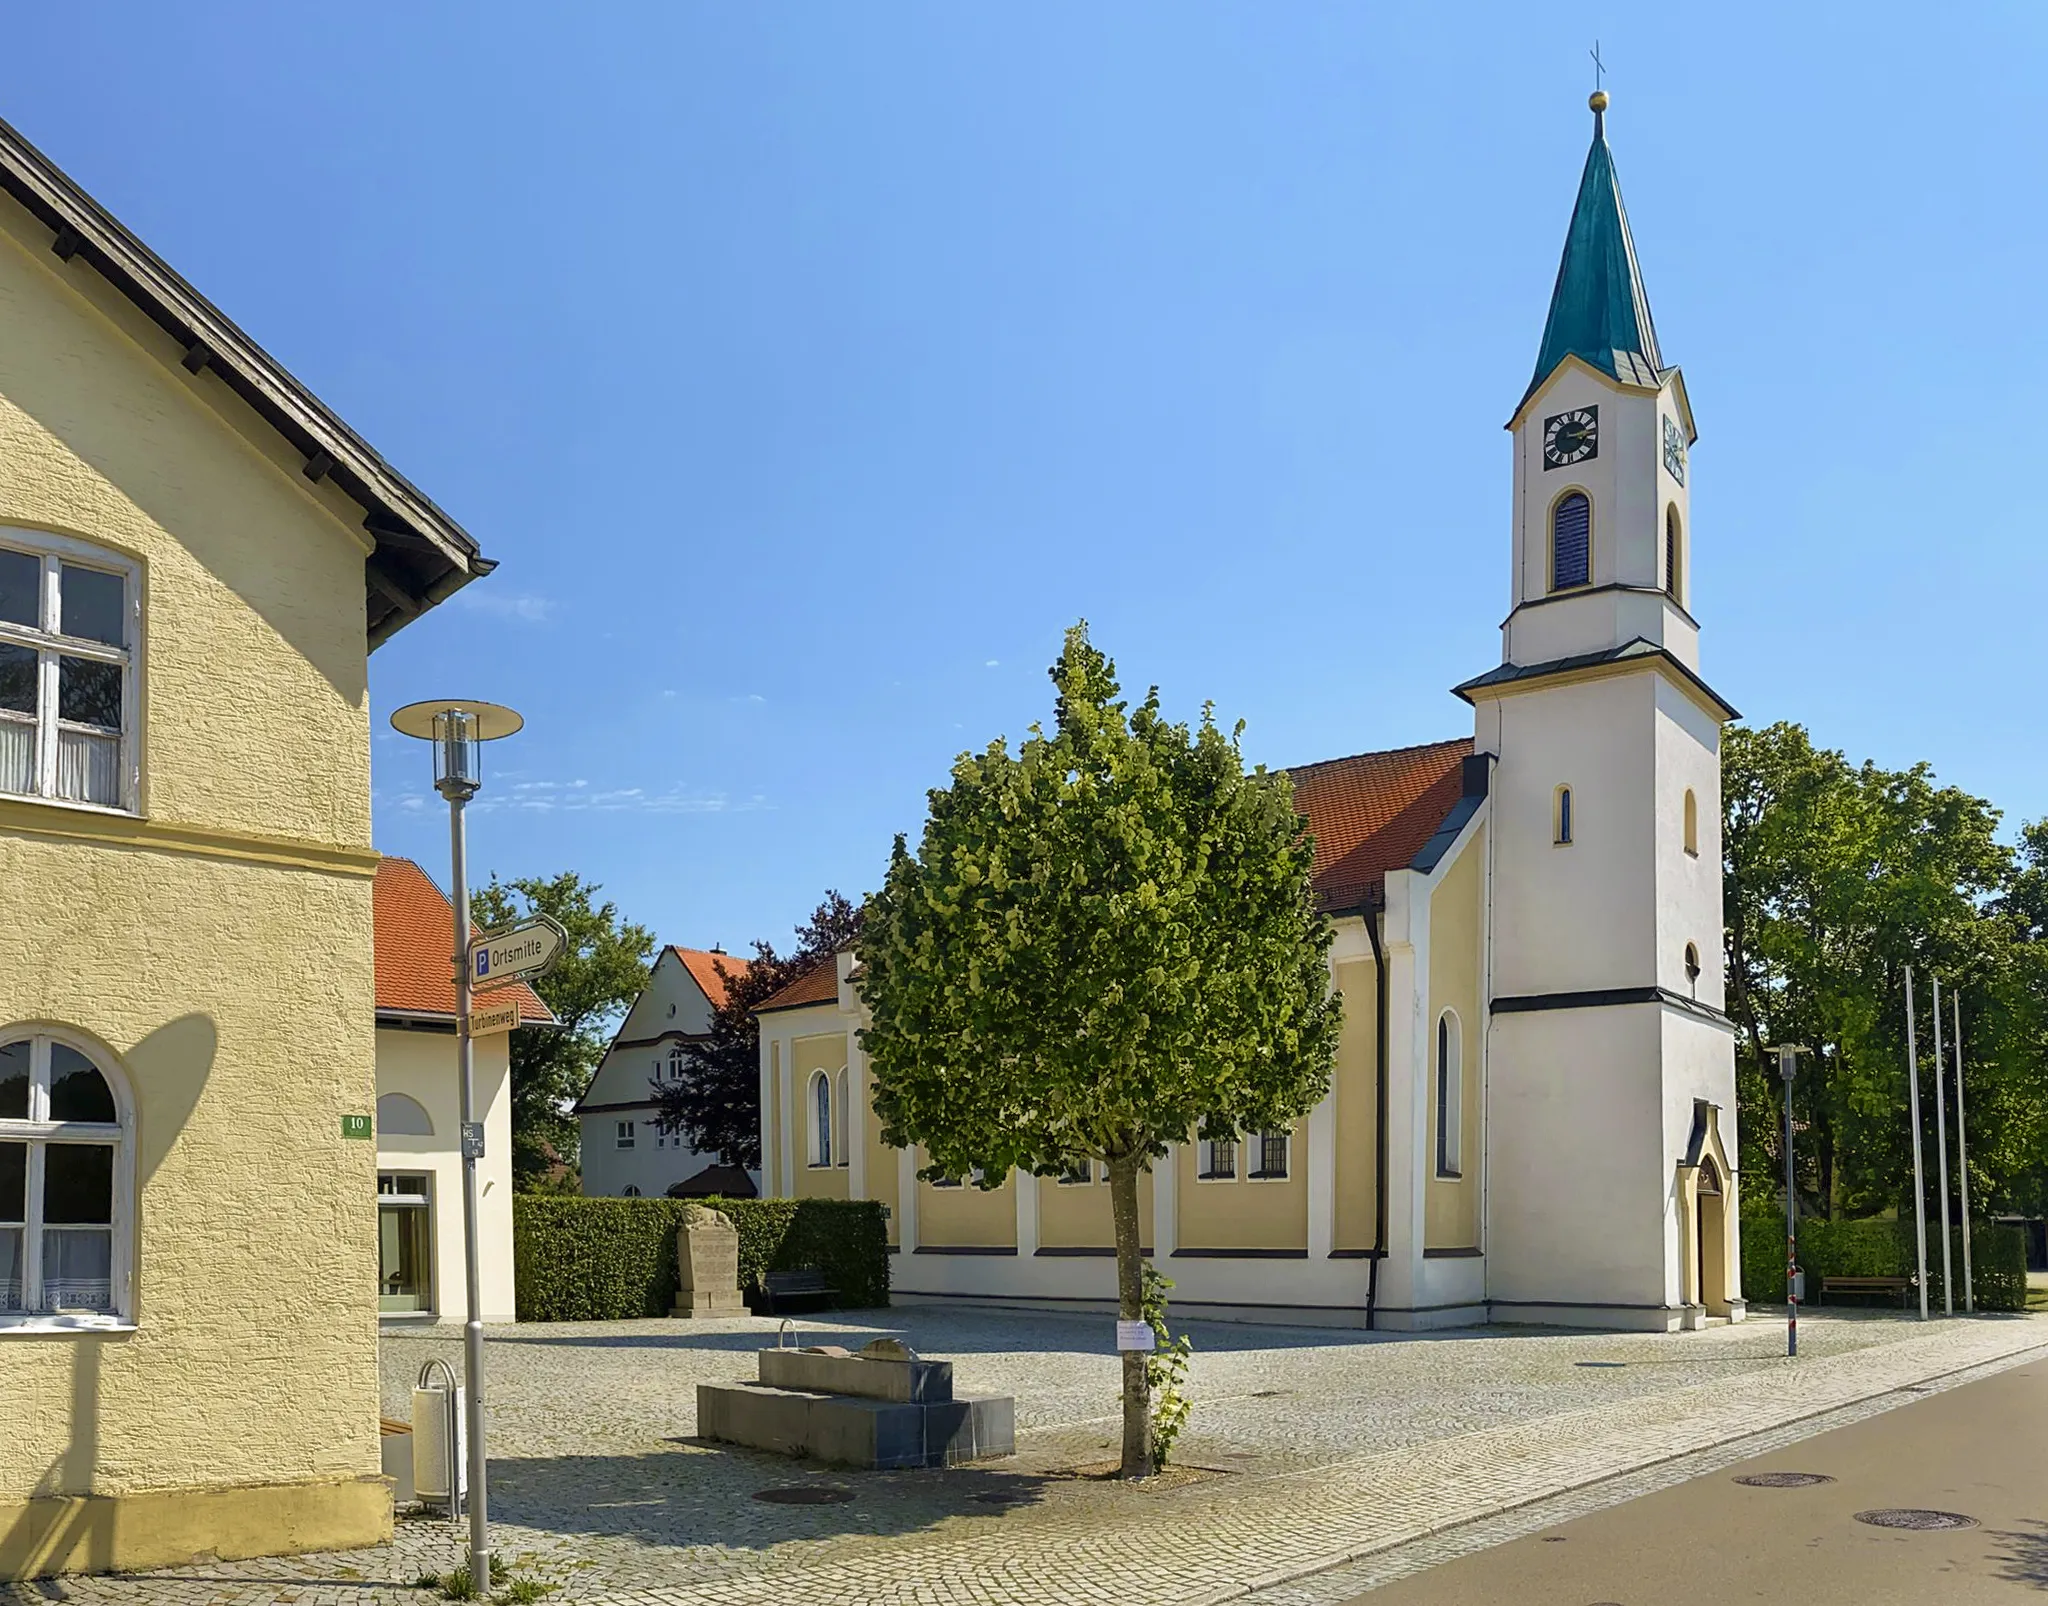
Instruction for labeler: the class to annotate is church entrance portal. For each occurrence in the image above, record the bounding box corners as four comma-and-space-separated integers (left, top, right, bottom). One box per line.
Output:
1694, 1156, 1730, 1316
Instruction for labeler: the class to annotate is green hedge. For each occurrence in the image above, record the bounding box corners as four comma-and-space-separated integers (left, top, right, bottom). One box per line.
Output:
1740, 1215, 2027, 1313
513, 1196, 890, 1322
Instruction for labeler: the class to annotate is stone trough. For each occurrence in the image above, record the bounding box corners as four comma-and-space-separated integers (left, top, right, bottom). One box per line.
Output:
698, 1337, 1015, 1470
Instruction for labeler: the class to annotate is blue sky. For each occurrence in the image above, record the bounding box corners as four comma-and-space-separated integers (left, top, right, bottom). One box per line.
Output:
7, 5, 2045, 947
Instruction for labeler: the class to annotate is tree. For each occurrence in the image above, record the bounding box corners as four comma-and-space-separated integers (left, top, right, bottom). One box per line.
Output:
470, 872, 655, 1188
859, 623, 1340, 1478
650, 892, 864, 1170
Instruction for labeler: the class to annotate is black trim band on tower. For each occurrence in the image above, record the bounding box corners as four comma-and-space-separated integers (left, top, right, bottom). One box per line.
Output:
1491, 986, 1735, 1030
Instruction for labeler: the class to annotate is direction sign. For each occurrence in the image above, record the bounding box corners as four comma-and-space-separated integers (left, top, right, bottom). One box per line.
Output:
468, 915, 567, 991
468, 998, 522, 1038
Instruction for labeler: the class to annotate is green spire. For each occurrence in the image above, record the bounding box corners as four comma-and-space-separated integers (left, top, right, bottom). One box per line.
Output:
1523, 94, 1664, 406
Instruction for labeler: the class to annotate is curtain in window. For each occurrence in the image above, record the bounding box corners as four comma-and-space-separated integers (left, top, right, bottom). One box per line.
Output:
1552, 494, 1591, 590
0, 716, 31, 796
0, 1226, 21, 1312
56, 729, 120, 806
42, 1227, 112, 1310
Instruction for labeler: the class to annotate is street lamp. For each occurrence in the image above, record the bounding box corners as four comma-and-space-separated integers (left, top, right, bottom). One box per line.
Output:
390, 699, 523, 1592
1774, 1043, 1807, 1358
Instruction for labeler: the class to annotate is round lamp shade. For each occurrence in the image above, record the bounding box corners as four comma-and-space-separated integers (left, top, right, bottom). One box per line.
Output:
389, 700, 525, 742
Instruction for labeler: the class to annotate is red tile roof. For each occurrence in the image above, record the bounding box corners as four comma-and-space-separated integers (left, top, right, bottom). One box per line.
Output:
671, 946, 752, 1007
1285, 737, 1473, 914
756, 960, 839, 1014
373, 858, 553, 1023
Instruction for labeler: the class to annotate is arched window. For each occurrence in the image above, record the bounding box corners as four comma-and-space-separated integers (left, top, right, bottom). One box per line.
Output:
1550, 492, 1591, 592
1435, 1012, 1463, 1179
375, 1092, 434, 1137
835, 1069, 852, 1167
1683, 789, 1699, 857
1554, 785, 1575, 846
0, 530, 139, 809
0, 1031, 131, 1323
1685, 943, 1702, 993
811, 1071, 832, 1167
621, 1185, 641, 1198
1665, 505, 1683, 606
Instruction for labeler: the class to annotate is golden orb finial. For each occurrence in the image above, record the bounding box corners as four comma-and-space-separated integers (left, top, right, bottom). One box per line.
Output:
1589, 89, 1609, 114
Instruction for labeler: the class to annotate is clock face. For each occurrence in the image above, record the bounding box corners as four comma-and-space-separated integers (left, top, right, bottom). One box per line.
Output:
1543, 406, 1598, 469
1662, 413, 1687, 485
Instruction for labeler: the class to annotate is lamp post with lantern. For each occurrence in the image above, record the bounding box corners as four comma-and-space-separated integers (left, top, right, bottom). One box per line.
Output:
389, 699, 524, 1593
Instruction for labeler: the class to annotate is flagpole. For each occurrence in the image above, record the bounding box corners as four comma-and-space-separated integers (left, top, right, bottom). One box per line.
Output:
1905, 967, 1929, 1321
1954, 988, 1974, 1314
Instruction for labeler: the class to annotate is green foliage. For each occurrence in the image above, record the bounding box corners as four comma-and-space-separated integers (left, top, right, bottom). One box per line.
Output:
651, 892, 865, 1170
857, 623, 1339, 1477
1140, 1266, 1192, 1468
471, 872, 655, 1188
512, 1195, 889, 1320
1739, 1214, 2027, 1312
1724, 722, 2048, 1224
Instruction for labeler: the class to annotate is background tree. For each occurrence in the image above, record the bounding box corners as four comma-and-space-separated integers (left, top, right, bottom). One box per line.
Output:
471, 871, 655, 1188
1722, 722, 2042, 1225
651, 892, 864, 1170
859, 624, 1340, 1478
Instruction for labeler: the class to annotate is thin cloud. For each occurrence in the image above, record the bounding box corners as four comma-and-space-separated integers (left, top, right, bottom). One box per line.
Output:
985, 659, 1000, 668
453, 589, 554, 623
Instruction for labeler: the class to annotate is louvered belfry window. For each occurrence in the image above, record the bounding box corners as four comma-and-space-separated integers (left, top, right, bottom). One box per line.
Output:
1665, 506, 1682, 605
1551, 493, 1591, 591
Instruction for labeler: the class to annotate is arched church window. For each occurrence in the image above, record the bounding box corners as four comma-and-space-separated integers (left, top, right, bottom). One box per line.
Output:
1550, 492, 1591, 592
1554, 785, 1574, 846
810, 1071, 832, 1167
1683, 789, 1699, 857
1435, 1012, 1463, 1179
1665, 505, 1683, 606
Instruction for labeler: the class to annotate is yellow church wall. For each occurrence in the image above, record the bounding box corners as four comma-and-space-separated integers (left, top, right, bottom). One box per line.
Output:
1426, 828, 1484, 1251
0, 187, 396, 1575
1036, 1166, 1154, 1252
1175, 1128, 1309, 1253
917, 1164, 1016, 1250
1331, 954, 1381, 1254
791, 1032, 851, 1199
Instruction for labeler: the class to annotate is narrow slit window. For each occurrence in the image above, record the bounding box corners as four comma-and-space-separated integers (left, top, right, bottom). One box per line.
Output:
811, 1072, 832, 1167
1683, 789, 1699, 856
1435, 1013, 1463, 1178
1555, 785, 1575, 846
1551, 493, 1591, 591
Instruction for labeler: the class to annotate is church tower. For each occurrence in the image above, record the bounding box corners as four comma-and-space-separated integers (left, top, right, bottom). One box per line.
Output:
1460, 92, 1743, 1330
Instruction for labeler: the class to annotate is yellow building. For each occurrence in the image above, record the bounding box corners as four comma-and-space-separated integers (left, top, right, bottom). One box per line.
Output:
0, 115, 491, 1578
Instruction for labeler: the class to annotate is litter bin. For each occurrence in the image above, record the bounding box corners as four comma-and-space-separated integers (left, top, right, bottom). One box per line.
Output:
412, 1358, 466, 1515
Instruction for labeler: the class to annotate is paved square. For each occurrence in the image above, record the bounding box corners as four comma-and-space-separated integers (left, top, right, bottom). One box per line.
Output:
8, 1306, 2044, 1605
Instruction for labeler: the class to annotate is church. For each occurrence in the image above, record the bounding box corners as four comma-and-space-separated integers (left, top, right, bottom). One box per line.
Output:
754, 92, 1745, 1333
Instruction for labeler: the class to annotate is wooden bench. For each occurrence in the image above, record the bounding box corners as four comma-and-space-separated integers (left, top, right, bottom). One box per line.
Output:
759, 1269, 837, 1314
1819, 1275, 1913, 1307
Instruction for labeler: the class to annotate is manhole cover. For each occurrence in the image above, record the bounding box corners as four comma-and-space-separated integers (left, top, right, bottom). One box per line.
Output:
1854, 1508, 1978, 1531
1734, 1472, 1834, 1488
753, 1486, 854, 1505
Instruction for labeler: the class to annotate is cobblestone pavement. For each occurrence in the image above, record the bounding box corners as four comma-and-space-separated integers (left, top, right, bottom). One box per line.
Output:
8, 1307, 2044, 1606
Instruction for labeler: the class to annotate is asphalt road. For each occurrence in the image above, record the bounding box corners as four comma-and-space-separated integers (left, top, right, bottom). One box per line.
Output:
1349, 1354, 2048, 1604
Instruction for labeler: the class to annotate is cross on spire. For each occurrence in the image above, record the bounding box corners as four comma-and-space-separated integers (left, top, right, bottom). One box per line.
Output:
1589, 40, 1606, 92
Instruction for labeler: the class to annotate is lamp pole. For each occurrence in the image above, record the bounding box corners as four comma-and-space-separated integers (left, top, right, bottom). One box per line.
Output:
1905, 966, 1929, 1321
1954, 987, 1974, 1314
1776, 1044, 1806, 1358
391, 700, 524, 1592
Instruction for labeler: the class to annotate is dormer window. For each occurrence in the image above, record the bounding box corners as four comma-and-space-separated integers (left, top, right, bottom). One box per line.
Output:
1550, 493, 1591, 592
0, 532, 137, 811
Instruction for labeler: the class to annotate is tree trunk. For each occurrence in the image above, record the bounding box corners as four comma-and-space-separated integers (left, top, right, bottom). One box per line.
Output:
1108, 1150, 1153, 1479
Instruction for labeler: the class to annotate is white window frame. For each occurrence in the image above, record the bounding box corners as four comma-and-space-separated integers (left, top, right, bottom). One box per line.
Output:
376, 1170, 435, 1317
615, 1119, 635, 1150
1249, 1130, 1290, 1180
0, 529, 142, 815
0, 1029, 134, 1333
808, 1070, 833, 1167
1198, 1135, 1238, 1181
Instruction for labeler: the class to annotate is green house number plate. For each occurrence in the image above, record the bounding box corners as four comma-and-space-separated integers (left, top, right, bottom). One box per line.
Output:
341, 1114, 374, 1140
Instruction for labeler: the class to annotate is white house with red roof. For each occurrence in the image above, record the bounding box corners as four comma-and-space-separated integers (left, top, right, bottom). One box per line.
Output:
755, 94, 1740, 1333
374, 857, 552, 1324
575, 945, 762, 1200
